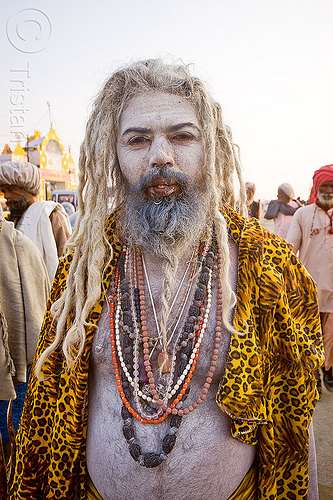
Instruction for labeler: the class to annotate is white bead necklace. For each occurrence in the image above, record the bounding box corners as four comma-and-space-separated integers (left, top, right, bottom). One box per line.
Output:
113, 248, 214, 418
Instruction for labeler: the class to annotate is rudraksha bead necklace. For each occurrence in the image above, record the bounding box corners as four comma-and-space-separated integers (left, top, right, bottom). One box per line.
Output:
109, 232, 224, 467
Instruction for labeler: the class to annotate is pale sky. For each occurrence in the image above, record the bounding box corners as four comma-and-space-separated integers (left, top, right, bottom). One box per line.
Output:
1, 0, 332, 201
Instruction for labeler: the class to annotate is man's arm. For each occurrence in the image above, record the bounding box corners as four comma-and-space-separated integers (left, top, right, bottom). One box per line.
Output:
257, 201, 263, 221
286, 209, 302, 253
283, 252, 323, 499
16, 230, 51, 362
267, 249, 324, 499
49, 205, 71, 257
8, 254, 68, 498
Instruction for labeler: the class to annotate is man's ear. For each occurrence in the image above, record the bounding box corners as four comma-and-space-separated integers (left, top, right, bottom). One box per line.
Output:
28, 191, 37, 204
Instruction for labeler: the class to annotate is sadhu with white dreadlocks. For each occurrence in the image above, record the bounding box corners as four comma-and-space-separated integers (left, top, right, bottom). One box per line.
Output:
7, 59, 323, 500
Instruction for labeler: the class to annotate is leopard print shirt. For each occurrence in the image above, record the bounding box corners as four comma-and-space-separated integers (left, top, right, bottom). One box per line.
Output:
9, 206, 324, 500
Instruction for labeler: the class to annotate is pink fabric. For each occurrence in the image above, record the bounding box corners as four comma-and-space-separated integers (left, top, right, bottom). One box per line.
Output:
273, 200, 299, 239
320, 312, 333, 369
308, 164, 333, 204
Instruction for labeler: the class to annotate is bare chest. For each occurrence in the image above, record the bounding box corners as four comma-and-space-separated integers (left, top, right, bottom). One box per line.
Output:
86, 241, 257, 500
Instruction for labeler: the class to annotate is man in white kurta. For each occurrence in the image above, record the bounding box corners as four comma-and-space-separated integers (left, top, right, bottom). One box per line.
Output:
287, 164, 333, 393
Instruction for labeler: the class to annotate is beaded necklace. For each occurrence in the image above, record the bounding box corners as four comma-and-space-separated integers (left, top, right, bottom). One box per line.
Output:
109, 232, 224, 467
116, 246, 198, 398
114, 246, 209, 411
310, 205, 333, 237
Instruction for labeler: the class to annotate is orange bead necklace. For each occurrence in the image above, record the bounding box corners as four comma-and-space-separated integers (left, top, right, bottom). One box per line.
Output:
109, 237, 225, 467
110, 240, 224, 422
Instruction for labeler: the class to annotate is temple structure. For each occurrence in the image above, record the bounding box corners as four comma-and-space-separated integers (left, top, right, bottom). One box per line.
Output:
0, 125, 78, 201
0, 143, 27, 163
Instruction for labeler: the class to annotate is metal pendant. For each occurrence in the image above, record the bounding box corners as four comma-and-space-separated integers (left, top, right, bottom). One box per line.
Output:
157, 352, 171, 373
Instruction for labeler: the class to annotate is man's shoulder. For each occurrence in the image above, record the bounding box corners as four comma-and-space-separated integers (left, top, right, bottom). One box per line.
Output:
222, 204, 245, 243
223, 206, 296, 274
222, 204, 265, 242
293, 203, 314, 219
222, 204, 263, 235
105, 206, 122, 235
0, 219, 29, 248
0, 218, 15, 239
25, 200, 58, 217
0, 219, 44, 265
35, 200, 58, 210
296, 203, 313, 212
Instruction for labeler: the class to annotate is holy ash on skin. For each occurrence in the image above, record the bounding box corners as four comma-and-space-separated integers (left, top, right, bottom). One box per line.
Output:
116, 90, 205, 195
117, 89, 209, 283
86, 90, 257, 499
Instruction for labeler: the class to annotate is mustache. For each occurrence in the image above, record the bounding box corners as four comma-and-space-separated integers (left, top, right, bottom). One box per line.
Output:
318, 192, 333, 199
121, 166, 209, 259
136, 166, 192, 194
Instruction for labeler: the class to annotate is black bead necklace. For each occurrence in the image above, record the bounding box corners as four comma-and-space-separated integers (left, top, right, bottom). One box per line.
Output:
113, 237, 217, 467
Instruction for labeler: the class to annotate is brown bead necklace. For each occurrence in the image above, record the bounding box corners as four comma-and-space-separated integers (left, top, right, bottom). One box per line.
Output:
110, 233, 224, 467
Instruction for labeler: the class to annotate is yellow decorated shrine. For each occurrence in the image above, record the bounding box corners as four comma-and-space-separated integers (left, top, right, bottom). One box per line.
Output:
0, 126, 77, 202
26, 127, 78, 200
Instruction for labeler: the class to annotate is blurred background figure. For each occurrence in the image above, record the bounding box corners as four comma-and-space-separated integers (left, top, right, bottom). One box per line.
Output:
60, 201, 75, 217
245, 182, 262, 219
0, 204, 50, 462
0, 161, 72, 284
287, 164, 333, 398
264, 182, 302, 239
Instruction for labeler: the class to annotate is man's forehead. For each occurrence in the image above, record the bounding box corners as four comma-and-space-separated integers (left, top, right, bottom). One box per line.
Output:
319, 180, 333, 187
119, 91, 200, 130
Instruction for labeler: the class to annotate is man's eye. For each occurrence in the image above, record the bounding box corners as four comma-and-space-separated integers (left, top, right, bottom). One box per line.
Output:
172, 133, 193, 141
128, 136, 149, 145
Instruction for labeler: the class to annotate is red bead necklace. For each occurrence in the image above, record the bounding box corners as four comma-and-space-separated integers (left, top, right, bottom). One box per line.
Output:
109, 243, 224, 423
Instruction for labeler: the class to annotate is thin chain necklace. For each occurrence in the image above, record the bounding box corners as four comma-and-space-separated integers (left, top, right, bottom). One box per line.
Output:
139, 220, 213, 353
114, 244, 206, 407
109, 231, 225, 467
141, 247, 197, 353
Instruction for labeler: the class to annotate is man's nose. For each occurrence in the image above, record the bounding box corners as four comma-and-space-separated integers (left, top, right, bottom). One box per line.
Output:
149, 137, 174, 169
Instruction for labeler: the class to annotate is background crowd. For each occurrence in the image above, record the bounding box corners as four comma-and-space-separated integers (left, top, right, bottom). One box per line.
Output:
247, 164, 333, 398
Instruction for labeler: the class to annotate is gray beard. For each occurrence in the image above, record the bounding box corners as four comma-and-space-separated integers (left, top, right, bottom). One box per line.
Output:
317, 192, 333, 210
121, 167, 210, 263
7, 193, 31, 226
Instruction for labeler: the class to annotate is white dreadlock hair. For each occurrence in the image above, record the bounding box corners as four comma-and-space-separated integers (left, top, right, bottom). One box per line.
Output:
35, 58, 247, 379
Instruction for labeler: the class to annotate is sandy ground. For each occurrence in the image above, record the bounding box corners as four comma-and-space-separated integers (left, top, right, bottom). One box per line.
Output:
313, 383, 333, 498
